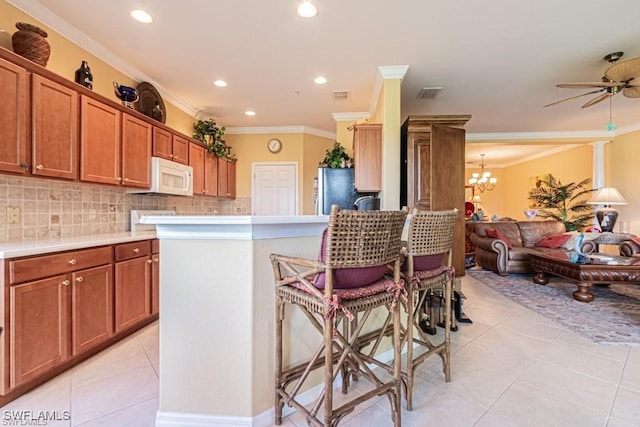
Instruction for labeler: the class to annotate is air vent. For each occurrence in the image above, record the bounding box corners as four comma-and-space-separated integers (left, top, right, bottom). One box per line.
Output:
332, 90, 350, 100
417, 87, 443, 99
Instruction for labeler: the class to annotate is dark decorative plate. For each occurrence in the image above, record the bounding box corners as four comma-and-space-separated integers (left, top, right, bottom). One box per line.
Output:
135, 81, 166, 123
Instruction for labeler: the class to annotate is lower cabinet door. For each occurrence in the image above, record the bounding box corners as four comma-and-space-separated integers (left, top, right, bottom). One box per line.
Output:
115, 256, 151, 332
71, 265, 114, 355
10, 275, 69, 387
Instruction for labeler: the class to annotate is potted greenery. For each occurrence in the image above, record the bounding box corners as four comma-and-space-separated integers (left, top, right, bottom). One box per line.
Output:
192, 119, 234, 159
527, 174, 594, 231
319, 141, 352, 168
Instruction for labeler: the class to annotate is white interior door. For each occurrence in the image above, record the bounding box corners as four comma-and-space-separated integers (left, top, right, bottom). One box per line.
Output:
252, 163, 298, 215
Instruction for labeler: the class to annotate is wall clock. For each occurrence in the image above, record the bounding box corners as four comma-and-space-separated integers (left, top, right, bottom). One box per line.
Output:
267, 138, 282, 153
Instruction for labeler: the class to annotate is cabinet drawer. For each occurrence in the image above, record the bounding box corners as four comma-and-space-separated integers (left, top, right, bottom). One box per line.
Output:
115, 240, 151, 262
9, 246, 112, 284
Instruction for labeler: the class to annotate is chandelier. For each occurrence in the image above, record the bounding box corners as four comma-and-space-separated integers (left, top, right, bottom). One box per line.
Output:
468, 154, 497, 193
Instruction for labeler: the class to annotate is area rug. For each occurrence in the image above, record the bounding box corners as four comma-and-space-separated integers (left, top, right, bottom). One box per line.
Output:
466, 269, 640, 345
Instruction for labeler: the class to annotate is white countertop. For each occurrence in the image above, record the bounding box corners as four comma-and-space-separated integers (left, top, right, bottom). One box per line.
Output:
141, 215, 328, 240
0, 231, 156, 259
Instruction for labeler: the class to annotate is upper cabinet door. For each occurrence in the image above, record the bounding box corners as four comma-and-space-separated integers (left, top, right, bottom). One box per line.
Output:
172, 134, 189, 164
353, 123, 382, 192
32, 74, 78, 180
80, 95, 121, 185
0, 57, 28, 174
152, 126, 172, 161
121, 113, 152, 188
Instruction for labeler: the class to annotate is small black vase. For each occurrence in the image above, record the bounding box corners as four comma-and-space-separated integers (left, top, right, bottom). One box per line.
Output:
75, 60, 93, 89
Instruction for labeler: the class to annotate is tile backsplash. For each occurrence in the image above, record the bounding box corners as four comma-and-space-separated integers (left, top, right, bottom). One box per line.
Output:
0, 175, 250, 243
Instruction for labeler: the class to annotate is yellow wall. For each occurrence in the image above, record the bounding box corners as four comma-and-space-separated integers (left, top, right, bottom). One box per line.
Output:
469, 145, 593, 221
224, 133, 334, 214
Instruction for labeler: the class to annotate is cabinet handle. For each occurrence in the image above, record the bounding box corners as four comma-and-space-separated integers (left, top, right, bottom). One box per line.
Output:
116, 177, 122, 181
68, 259, 77, 265
61, 280, 70, 286
20, 162, 28, 169
36, 164, 44, 170
153, 257, 159, 263
76, 277, 83, 282
146, 259, 153, 264
124, 178, 130, 182
133, 248, 140, 253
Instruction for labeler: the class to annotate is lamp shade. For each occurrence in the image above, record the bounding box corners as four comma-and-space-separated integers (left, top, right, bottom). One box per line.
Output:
587, 187, 628, 206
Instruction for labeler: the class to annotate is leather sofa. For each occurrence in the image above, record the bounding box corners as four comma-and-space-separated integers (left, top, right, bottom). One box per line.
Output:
470, 221, 596, 275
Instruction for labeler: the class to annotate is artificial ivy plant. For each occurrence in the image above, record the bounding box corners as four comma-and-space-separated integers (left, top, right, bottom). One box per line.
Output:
319, 141, 352, 168
192, 118, 233, 159
527, 174, 594, 231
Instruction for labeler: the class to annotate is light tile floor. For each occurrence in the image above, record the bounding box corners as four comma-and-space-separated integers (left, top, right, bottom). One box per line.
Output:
3, 274, 640, 426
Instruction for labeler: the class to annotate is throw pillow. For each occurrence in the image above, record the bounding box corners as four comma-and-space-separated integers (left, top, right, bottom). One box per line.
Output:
486, 228, 513, 248
314, 228, 387, 290
632, 237, 640, 246
535, 233, 571, 249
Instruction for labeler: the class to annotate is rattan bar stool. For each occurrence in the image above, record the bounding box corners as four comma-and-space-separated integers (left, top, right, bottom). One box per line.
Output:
400, 208, 457, 410
270, 205, 408, 427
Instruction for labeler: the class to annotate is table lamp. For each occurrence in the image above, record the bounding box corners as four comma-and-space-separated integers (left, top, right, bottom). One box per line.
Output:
587, 187, 628, 232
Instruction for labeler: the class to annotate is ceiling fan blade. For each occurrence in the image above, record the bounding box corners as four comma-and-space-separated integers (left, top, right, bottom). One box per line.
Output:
605, 57, 640, 82
556, 82, 621, 89
622, 85, 640, 98
543, 89, 604, 107
581, 92, 611, 108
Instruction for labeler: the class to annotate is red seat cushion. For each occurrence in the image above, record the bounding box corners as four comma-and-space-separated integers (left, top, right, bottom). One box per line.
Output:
402, 254, 444, 272
486, 228, 513, 248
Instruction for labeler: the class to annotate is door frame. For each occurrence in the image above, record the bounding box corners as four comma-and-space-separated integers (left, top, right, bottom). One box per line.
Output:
251, 162, 299, 215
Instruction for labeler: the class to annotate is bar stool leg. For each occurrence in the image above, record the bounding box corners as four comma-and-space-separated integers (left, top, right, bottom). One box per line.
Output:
275, 297, 284, 425
443, 278, 452, 382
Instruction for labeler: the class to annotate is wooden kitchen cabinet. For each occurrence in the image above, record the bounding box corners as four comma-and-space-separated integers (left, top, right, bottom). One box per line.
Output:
0, 57, 28, 175
400, 115, 471, 275
353, 123, 382, 192
189, 142, 218, 196
152, 127, 189, 165
80, 95, 121, 185
114, 241, 152, 332
10, 275, 69, 387
121, 113, 152, 188
8, 246, 113, 388
151, 239, 159, 315
217, 157, 236, 199
31, 74, 78, 180
80, 96, 152, 188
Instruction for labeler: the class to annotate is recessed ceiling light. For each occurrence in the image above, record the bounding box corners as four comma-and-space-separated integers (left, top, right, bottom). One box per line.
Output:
245, 111, 256, 116
297, 1, 318, 18
314, 76, 327, 85
130, 9, 153, 24
214, 80, 228, 87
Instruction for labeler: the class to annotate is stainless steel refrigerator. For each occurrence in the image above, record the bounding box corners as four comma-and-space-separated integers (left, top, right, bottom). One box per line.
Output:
316, 167, 377, 214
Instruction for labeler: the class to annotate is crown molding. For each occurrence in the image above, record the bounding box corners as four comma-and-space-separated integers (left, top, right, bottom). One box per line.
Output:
378, 65, 410, 80
226, 126, 335, 139
331, 112, 370, 122
7, 0, 199, 117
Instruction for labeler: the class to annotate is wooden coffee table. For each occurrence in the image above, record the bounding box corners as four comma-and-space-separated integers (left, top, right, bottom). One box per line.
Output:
529, 252, 640, 302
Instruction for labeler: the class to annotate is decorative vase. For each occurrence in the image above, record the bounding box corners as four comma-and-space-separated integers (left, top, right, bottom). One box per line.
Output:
74, 60, 93, 89
11, 22, 51, 67
524, 209, 538, 221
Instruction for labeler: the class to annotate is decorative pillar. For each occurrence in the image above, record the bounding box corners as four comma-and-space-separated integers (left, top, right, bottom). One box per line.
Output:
589, 140, 610, 189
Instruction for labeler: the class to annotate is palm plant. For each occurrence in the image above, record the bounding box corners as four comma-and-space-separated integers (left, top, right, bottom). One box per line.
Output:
527, 174, 594, 231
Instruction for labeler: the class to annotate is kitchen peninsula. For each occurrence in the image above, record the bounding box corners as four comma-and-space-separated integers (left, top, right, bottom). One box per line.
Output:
141, 214, 328, 426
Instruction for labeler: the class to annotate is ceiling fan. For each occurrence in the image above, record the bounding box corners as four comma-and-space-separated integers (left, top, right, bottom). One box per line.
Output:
544, 52, 640, 108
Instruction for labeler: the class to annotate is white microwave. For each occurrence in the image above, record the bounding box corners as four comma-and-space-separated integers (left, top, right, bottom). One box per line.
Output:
128, 157, 193, 196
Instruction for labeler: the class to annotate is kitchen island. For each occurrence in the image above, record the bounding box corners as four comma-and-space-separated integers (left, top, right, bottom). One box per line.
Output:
141, 215, 328, 426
